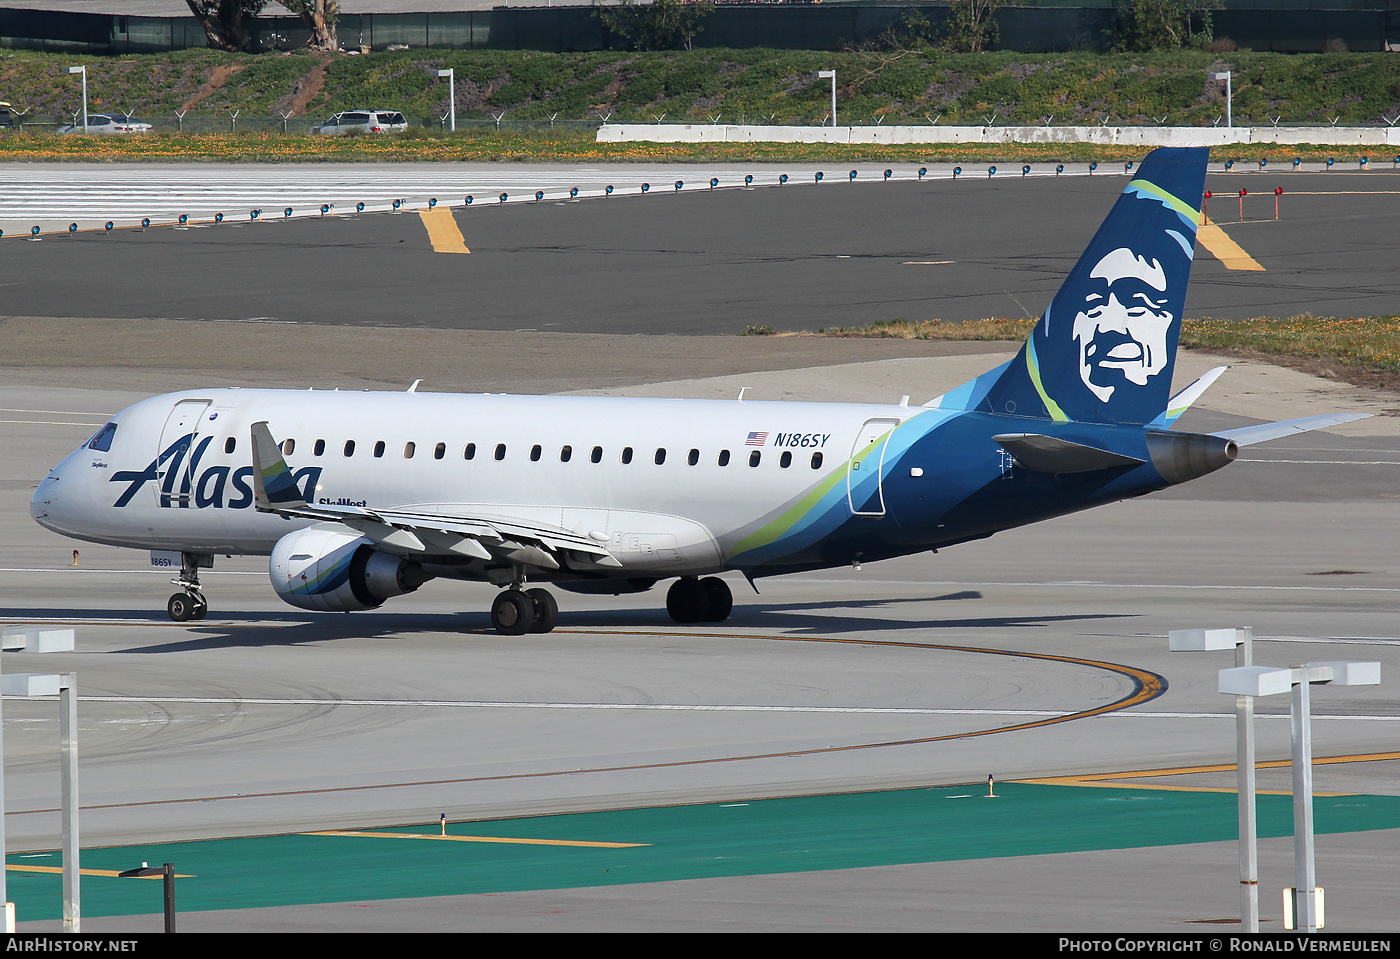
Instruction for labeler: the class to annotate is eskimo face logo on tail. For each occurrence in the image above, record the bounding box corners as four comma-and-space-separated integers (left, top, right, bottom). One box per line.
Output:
1072, 248, 1174, 403
110, 433, 321, 509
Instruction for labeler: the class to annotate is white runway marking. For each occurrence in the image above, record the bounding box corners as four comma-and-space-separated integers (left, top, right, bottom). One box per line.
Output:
20, 696, 1392, 722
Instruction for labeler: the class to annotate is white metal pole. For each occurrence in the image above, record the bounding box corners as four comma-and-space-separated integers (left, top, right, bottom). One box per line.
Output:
1235, 628, 1258, 932
61, 674, 80, 932
1291, 670, 1318, 932
830, 73, 837, 129
449, 71, 456, 132
1226, 73, 1233, 129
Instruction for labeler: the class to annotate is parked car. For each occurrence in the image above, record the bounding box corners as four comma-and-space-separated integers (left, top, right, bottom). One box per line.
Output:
57, 114, 153, 134
314, 110, 408, 135
0, 102, 14, 128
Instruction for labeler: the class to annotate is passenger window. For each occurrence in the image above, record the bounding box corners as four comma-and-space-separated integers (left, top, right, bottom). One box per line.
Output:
282, 438, 295, 456
560, 445, 572, 462
224, 436, 236, 455
434, 442, 445, 460
314, 439, 325, 456
718, 449, 730, 466
87, 423, 117, 452
373, 441, 386, 458
591, 446, 603, 464
530, 444, 542, 462
811, 452, 823, 469
464, 443, 476, 460
749, 450, 761, 467
620, 447, 633, 465
404, 442, 415, 459
687, 449, 699, 466
494, 443, 506, 461
654, 448, 666, 465
344, 440, 356, 457
780, 451, 792, 468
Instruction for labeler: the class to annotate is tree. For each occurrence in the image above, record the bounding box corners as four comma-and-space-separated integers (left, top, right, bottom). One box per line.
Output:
184, 0, 265, 52
595, 0, 716, 53
275, 0, 339, 53
1116, 0, 1221, 50
943, 0, 1004, 53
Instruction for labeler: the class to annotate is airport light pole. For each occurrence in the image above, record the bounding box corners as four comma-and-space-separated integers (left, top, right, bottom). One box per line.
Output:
1170, 628, 1259, 931
815, 70, 836, 128
437, 69, 455, 132
1210, 71, 1232, 129
1218, 659, 1381, 932
67, 65, 87, 133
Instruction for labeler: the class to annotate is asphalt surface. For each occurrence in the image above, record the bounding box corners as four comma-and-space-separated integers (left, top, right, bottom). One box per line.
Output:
1, 163, 1398, 932
2, 169, 1397, 331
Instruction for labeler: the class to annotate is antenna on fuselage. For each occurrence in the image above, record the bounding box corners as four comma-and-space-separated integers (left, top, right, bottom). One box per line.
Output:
407, 379, 421, 393
737, 387, 748, 402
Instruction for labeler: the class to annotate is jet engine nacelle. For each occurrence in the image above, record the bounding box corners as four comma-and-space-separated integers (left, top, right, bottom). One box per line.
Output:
270, 524, 431, 612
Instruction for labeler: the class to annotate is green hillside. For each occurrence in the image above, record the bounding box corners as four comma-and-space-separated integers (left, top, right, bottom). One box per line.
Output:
2, 47, 1398, 127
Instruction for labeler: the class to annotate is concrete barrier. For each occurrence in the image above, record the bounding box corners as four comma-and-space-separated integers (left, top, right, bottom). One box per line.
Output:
599, 124, 1400, 148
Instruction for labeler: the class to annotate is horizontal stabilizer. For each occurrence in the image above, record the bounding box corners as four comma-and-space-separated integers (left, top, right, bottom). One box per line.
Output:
993, 433, 1145, 473
1152, 365, 1229, 429
1213, 413, 1371, 447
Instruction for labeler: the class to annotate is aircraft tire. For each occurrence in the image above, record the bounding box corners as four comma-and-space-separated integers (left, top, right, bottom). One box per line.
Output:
666, 578, 707, 624
167, 593, 195, 622
191, 596, 208, 620
526, 588, 558, 633
491, 589, 534, 636
700, 577, 732, 623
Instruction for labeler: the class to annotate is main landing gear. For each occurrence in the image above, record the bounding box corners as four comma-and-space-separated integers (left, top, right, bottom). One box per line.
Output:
490, 587, 559, 635
166, 551, 210, 622
666, 577, 732, 625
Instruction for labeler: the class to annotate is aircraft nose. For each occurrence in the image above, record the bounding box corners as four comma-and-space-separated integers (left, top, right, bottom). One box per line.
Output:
30, 472, 60, 529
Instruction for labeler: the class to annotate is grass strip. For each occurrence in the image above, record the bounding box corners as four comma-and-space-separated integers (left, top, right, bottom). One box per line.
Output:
0, 130, 1395, 164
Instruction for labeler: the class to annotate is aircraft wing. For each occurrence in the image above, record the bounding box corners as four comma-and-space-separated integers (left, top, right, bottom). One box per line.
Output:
1212, 413, 1371, 447
250, 422, 619, 569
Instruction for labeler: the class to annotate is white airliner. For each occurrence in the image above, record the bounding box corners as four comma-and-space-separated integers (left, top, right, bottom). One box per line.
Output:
30, 148, 1362, 633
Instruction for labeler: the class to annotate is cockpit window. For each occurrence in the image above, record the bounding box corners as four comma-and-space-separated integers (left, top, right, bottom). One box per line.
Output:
86, 422, 117, 452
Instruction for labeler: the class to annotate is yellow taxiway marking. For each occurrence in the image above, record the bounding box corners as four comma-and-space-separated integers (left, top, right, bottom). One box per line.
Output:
6, 864, 194, 878
418, 207, 470, 254
1196, 216, 1264, 271
307, 829, 647, 848
1021, 750, 1400, 795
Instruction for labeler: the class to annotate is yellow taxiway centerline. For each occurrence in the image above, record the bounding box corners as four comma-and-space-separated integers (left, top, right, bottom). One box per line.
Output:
1196, 216, 1264, 271
6, 864, 194, 878
1021, 750, 1400, 795
306, 829, 647, 848
418, 207, 470, 254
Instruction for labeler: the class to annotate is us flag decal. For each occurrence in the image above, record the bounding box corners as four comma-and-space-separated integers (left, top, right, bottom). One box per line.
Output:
745, 432, 768, 446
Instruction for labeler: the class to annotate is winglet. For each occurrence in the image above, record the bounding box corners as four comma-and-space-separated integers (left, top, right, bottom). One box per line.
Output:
1151, 365, 1229, 429
251, 421, 307, 510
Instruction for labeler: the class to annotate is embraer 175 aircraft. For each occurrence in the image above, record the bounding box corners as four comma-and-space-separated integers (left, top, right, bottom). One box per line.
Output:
31, 148, 1361, 633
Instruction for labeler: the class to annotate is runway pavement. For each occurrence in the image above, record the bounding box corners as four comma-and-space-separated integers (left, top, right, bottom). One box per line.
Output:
0, 161, 1397, 931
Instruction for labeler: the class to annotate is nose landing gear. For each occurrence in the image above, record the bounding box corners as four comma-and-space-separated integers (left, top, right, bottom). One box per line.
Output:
166, 551, 212, 622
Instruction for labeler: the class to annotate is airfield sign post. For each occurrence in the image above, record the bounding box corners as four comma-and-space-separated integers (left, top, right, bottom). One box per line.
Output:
0, 628, 78, 931
66, 65, 87, 133
815, 70, 836, 128
1210, 71, 1233, 129
1170, 627, 1258, 931
436, 69, 455, 132
1219, 659, 1380, 933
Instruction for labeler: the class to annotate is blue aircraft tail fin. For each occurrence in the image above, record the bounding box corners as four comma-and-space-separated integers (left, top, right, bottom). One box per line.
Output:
978, 147, 1208, 426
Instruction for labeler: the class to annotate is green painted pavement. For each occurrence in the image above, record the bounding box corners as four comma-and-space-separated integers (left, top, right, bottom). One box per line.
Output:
10, 783, 1400, 920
